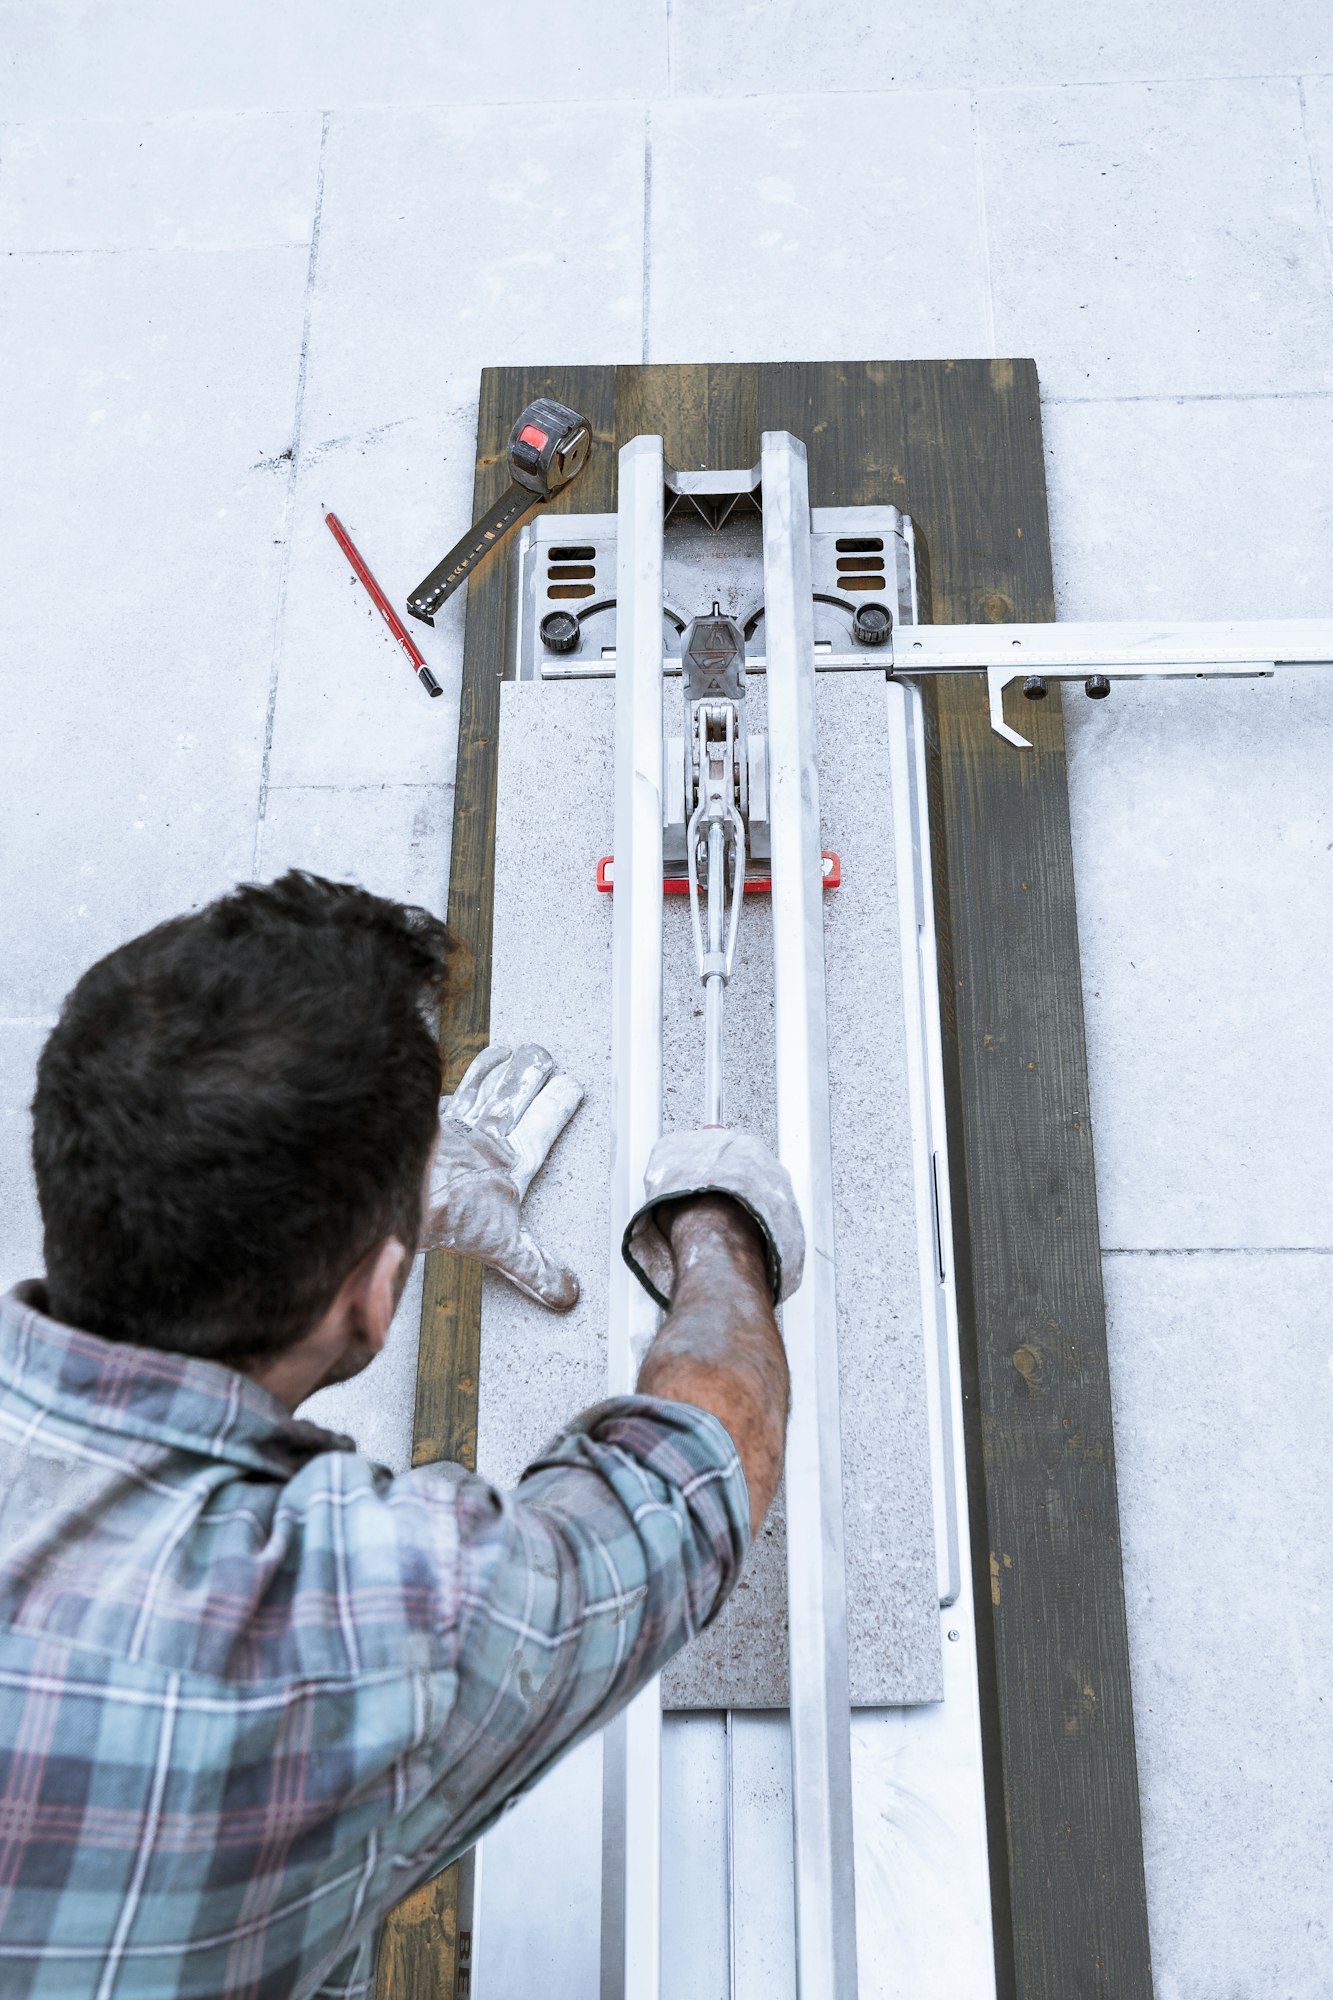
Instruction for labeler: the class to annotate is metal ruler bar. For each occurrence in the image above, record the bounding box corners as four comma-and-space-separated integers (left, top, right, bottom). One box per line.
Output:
891, 617, 1333, 670
886, 677, 963, 1616
761, 430, 859, 2000
601, 434, 667, 2000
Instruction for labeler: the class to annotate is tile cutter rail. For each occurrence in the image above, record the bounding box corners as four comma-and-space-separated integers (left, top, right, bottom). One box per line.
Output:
478, 431, 1333, 2000
601, 433, 866, 2000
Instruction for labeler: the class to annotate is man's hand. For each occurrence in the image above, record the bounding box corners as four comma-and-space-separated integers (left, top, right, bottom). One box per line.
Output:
424, 1044, 583, 1312
622, 1126, 805, 1309
627, 1129, 803, 1537
637, 1194, 790, 1537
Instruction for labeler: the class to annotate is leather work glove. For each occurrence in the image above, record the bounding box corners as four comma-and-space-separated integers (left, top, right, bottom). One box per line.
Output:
622, 1127, 806, 1312
424, 1044, 584, 1312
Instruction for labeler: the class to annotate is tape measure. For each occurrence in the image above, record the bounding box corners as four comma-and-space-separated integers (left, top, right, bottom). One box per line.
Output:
406, 398, 592, 626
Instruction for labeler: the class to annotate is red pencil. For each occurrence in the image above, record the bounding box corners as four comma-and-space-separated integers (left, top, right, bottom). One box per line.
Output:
325, 511, 442, 697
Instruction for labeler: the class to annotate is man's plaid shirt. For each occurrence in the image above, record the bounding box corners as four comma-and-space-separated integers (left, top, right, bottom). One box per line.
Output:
0, 1282, 750, 1998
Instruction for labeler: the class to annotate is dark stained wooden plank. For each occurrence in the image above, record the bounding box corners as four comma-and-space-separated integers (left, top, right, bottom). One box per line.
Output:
614, 361, 758, 471
916, 371, 1152, 2000
380, 359, 1154, 2000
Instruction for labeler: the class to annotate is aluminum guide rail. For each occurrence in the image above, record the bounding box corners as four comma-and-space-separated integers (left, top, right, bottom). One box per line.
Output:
892, 616, 1333, 668
602, 434, 666, 2000
761, 431, 860, 1999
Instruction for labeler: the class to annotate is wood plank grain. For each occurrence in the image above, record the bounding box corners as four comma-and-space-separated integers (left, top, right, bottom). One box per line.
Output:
614, 361, 758, 470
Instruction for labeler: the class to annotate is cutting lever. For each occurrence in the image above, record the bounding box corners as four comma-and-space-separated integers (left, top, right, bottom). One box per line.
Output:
406, 398, 592, 626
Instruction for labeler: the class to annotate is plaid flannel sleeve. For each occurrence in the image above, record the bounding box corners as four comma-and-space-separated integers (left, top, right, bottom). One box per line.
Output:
396, 1393, 750, 1863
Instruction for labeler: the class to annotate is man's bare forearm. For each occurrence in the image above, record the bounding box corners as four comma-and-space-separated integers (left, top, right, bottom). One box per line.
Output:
635, 1194, 789, 1536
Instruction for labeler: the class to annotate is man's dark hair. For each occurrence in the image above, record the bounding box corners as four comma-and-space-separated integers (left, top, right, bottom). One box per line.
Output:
32, 873, 452, 1365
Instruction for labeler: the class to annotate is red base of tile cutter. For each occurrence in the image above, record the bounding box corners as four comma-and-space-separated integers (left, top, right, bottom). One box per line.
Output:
596, 853, 841, 894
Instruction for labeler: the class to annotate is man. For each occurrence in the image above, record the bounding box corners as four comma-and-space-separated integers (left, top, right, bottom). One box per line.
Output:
0, 873, 801, 1998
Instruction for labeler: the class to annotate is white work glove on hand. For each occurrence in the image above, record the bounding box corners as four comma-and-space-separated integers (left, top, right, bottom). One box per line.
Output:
424, 1044, 584, 1313
622, 1127, 806, 1311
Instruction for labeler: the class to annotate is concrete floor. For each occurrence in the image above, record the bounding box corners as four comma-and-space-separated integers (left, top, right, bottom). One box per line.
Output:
2, 4, 1331, 1991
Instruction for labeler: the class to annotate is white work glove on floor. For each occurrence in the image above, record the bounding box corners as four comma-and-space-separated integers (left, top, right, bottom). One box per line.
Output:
424, 1044, 584, 1313
622, 1127, 806, 1311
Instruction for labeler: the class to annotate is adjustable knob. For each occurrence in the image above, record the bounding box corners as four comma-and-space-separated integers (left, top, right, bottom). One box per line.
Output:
1085, 674, 1111, 700
852, 603, 893, 648
540, 610, 581, 656
1022, 675, 1048, 701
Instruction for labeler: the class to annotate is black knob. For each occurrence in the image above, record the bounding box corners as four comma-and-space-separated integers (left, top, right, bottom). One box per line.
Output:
1085, 674, 1111, 700
1022, 675, 1048, 701
852, 602, 893, 648
540, 610, 581, 656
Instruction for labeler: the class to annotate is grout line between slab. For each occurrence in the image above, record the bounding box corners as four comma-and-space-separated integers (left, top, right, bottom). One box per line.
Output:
1102, 1245, 1333, 1256
3, 72, 1332, 131
665, 0, 675, 96
970, 95, 997, 358
1299, 77, 1333, 291
251, 110, 330, 878
641, 106, 654, 365
3, 241, 310, 259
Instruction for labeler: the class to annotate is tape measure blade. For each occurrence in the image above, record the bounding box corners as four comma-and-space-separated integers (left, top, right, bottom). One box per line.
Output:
406, 482, 536, 625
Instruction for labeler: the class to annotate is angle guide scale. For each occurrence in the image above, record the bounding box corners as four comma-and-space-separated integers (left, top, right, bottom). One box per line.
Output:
454, 426, 1333, 2000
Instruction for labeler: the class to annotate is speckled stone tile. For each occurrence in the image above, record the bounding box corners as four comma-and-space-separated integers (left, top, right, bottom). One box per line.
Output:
0, 244, 308, 1019
0, 111, 322, 253
983, 79, 1333, 398
1105, 1249, 1333, 1997
479, 674, 941, 1706
647, 92, 989, 366
671, 0, 1333, 95
257, 781, 453, 913
0, 1, 666, 121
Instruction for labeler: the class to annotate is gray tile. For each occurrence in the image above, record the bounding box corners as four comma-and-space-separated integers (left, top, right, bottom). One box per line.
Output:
0, 1025, 50, 1292
481, 676, 942, 1707
648, 93, 990, 364
983, 80, 1333, 398
0, 245, 310, 1016
0, 1, 667, 121
1043, 393, 1333, 621
1105, 1251, 1333, 1996
672, 0, 1333, 96
1300, 72, 1333, 256
257, 783, 452, 915
303, 104, 644, 442
263, 410, 473, 789
1066, 663, 1333, 1250
1047, 399, 1333, 1250
265, 100, 644, 789
0, 112, 323, 252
